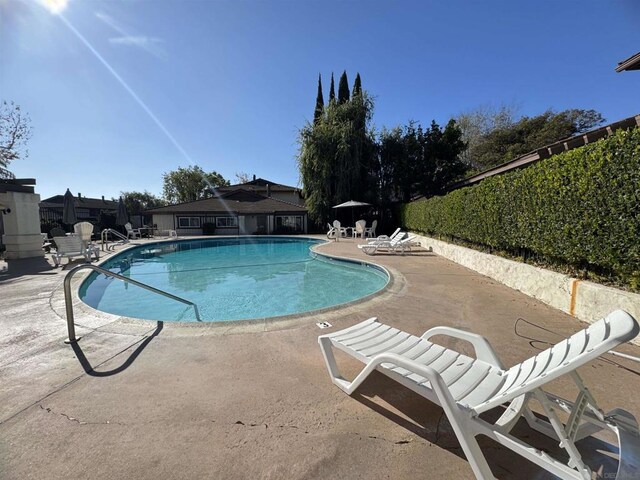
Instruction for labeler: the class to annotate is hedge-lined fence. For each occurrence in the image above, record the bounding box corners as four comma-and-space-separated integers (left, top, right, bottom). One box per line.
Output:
400, 127, 640, 290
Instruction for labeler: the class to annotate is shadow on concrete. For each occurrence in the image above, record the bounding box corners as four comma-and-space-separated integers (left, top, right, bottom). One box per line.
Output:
70, 322, 163, 377
353, 372, 622, 479
0, 256, 57, 281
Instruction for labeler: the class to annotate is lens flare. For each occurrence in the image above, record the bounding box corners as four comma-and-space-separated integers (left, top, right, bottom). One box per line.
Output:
40, 0, 69, 15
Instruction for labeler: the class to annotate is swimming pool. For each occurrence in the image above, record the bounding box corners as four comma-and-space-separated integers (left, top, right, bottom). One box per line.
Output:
79, 237, 389, 322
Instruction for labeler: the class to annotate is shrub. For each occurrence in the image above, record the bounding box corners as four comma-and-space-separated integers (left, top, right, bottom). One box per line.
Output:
400, 127, 640, 290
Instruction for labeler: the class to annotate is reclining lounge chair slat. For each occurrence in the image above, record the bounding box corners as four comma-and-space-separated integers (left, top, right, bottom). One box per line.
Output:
359, 332, 413, 357
348, 327, 402, 350
334, 322, 388, 343
449, 364, 500, 402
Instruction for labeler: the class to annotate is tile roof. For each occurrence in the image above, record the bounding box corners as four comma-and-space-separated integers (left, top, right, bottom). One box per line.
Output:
40, 194, 119, 210
215, 177, 301, 193
143, 189, 307, 215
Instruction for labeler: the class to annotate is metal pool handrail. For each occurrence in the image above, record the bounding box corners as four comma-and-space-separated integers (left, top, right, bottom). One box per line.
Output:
100, 228, 129, 251
63, 263, 201, 343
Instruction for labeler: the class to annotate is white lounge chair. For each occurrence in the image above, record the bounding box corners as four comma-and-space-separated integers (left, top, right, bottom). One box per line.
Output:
352, 220, 366, 239
319, 310, 640, 480
366, 228, 402, 244
363, 219, 377, 238
125, 222, 142, 240
358, 235, 416, 255
52, 235, 92, 267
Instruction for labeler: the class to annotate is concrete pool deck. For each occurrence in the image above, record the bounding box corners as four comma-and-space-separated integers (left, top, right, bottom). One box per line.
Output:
1, 235, 639, 479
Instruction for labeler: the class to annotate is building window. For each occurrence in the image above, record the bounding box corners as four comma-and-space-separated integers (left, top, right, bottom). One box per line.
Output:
177, 217, 201, 228
216, 216, 238, 228
275, 215, 303, 233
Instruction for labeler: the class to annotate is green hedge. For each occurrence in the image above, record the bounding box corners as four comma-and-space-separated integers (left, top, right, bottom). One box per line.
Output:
401, 127, 640, 289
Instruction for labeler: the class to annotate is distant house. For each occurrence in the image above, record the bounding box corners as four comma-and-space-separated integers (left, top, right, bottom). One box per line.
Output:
39, 192, 118, 227
214, 176, 305, 207
145, 188, 308, 236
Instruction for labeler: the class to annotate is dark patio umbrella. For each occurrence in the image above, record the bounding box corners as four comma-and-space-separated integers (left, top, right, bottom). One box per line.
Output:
332, 200, 372, 225
115, 197, 129, 226
62, 188, 77, 228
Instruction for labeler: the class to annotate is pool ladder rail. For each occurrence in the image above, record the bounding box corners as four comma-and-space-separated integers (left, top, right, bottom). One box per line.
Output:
100, 228, 129, 251
63, 264, 202, 343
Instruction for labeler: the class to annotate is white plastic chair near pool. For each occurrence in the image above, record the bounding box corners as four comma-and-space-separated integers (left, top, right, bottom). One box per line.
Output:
52, 235, 98, 267
352, 220, 366, 239
318, 310, 640, 480
363, 219, 377, 238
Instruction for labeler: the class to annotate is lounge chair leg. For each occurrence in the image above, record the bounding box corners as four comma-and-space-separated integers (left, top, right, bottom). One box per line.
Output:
425, 375, 496, 480
319, 337, 349, 389
451, 428, 495, 480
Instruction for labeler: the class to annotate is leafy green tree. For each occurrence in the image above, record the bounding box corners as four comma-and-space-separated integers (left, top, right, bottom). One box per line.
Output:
470, 109, 605, 170
298, 91, 376, 224
378, 120, 467, 203
352, 73, 362, 97
162, 165, 229, 204
120, 191, 166, 214
338, 71, 350, 104
234, 172, 251, 184
0, 101, 32, 179
418, 120, 467, 195
329, 73, 336, 103
377, 126, 408, 203
314, 74, 324, 123
455, 103, 519, 168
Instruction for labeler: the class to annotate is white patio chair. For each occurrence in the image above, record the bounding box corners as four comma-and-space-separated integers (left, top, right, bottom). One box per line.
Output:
51, 235, 92, 267
330, 220, 347, 241
319, 310, 640, 480
74, 221, 94, 247
363, 219, 377, 238
352, 220, 366, 239
74, 221, 100, 261
125, 222, 142, 239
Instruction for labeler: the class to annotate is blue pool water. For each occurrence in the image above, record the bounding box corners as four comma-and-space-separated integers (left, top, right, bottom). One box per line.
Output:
79, 237, 388, 322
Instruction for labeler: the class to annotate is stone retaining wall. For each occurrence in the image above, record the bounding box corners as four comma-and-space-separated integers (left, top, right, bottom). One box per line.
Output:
412, 233, 640, 345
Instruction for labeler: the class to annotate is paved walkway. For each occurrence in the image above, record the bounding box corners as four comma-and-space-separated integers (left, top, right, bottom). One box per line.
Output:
1, 236, 639, 479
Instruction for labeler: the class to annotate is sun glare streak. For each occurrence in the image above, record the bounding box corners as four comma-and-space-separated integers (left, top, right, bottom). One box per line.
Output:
40, 0, 69, 15
56, 13, 198, 167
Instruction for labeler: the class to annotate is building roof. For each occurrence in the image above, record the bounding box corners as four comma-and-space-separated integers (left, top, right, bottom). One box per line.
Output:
40, 194, 119, 210
616, 51, 640, 72
215, 177, 302, 194
144, 189, 307, 215
0, 178, 36, 194
448, 113, 640, 191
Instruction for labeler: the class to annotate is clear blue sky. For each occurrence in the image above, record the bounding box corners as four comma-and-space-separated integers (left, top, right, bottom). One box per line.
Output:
2, 0, 639, 200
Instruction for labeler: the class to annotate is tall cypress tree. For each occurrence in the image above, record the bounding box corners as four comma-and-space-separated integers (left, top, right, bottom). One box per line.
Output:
338, 70, 350, 104
352, 73, 362, 97
329, 73, 335, 103
314, 74, 324, 122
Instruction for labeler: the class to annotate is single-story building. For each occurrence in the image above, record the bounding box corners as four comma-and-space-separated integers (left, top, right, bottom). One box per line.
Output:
144, 188, 308, 236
